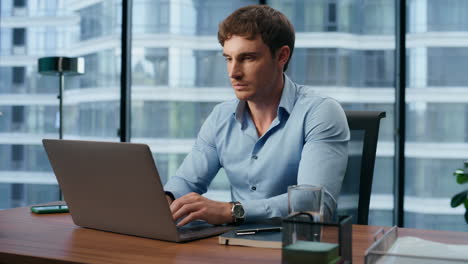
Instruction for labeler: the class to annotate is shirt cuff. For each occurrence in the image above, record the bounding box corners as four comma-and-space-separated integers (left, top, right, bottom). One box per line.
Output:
240, 199, 269, 223
164, 191, 176, 202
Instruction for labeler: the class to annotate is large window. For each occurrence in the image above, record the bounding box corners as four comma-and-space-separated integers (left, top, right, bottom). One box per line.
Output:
272, 0, 395, 227
130, 0, 256, 199
0, 0, 121, 209
406, 0, 468, 231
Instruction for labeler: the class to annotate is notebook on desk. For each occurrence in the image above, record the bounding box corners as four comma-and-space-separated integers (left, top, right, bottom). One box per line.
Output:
42, 139, 232, 242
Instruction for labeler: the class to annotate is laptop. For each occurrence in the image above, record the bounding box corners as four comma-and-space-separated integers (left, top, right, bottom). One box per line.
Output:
42, 139, 233, 242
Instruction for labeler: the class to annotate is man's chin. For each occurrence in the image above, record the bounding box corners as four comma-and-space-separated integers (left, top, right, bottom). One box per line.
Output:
234, 91, 252, 101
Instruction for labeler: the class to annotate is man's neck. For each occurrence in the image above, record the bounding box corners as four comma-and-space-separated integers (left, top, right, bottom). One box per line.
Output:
247, 75, 284, 137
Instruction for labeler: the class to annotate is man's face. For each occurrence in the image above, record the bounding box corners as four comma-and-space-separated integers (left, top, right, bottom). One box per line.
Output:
222, 35, 285, 103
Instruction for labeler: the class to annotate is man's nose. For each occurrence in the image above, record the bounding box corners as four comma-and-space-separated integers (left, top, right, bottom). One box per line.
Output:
229, 61, 243, 79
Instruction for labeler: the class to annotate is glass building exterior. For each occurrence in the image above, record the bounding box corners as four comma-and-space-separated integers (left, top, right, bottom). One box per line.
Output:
1, 0, 467, 231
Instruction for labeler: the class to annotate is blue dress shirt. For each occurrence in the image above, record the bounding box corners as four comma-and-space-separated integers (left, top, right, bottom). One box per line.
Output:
164, 75, 349, 223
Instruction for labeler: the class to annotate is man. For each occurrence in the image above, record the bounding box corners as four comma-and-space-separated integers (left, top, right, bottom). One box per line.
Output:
164, 5, 349, 226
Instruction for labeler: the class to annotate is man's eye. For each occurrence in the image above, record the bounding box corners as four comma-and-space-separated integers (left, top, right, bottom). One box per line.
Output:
224, 57, 232, 62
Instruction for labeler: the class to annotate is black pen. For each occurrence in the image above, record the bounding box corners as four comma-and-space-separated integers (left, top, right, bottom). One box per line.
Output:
235, 227, 282, 236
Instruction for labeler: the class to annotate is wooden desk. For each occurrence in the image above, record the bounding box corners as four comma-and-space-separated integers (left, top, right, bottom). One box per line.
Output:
1, 205, 468, 264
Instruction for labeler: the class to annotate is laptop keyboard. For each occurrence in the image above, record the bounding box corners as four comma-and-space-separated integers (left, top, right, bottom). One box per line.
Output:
176, 220, 233, 240
177, 220, 213, 234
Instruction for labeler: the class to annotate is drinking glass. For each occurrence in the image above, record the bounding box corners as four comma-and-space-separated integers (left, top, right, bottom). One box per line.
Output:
287, 185, 324, 242
288, 185, 324, 220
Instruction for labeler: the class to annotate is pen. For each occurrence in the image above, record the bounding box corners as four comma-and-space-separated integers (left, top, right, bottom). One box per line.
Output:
235, 227, 282, 236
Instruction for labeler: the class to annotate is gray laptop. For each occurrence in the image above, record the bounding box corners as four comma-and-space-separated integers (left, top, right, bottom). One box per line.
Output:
42, 139, 232, 242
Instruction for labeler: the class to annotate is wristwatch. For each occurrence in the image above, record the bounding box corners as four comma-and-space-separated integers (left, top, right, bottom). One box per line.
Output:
230, 201, 245, 225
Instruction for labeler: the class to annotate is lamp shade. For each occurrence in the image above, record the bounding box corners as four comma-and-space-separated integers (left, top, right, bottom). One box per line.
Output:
38, 57, 85, 76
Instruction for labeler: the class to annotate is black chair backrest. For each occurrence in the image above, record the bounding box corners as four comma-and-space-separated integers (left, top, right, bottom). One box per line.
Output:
337, 111, 386, 225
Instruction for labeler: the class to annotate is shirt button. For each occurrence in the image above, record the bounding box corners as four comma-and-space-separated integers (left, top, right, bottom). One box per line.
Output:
251, 186, 256, 191
252, 155, 258, 160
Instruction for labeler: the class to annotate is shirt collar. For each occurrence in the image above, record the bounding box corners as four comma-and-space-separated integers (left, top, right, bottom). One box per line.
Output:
278, 74, 297, 116
234, 100, 247, 125
234, 74, 297, 126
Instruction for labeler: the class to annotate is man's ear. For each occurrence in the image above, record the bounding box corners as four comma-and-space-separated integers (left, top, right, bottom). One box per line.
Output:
277, 45, 291, 69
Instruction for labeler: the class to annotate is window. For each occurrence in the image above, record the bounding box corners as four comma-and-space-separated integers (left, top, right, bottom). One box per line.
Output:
0, 0, 120, 209
12, 67, 25, 85
10, 184, 25, 207
12, 105, 24, 124
132, 48, 168, 86
11, 144, 24, 171
427, 0, 468, 32
195, 1, 252, 35
288, 48, 351, 86
11, 144, 24, 162
13, 28, 25, 46
326, 1, 337, 31
79, 50, 119, 89
428, 48, 468, 86
132, 0, 169, 34
361, 0, 394, 35
404, 0, 468, 230
12, 0, 27, 17
195, 50, 229, 87
13, 0, 26, 8
79, 4, 104, 41
363, 50, 394, 87
407, 103, 467, 143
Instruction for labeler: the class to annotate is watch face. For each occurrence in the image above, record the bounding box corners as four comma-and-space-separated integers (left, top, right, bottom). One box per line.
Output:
234, 204, 245, 218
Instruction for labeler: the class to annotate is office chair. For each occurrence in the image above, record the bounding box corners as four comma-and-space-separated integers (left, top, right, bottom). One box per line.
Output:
337, 111, 386, 225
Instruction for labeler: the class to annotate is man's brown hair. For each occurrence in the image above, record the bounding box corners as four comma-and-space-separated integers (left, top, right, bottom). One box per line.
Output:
218, 5, 295, 72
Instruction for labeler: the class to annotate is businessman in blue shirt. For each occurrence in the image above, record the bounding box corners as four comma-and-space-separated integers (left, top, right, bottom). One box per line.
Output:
164, 5, 349, 226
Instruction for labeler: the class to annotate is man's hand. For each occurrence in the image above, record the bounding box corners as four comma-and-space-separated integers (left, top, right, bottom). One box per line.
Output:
170, 192, 233, 226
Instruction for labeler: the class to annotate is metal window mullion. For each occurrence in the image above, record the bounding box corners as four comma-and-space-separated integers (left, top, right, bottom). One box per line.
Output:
120, 0, 132, 142
394, 0, 406, 227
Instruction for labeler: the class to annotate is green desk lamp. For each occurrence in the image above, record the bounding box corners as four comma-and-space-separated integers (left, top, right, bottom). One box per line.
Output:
38, 57, 85, 139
